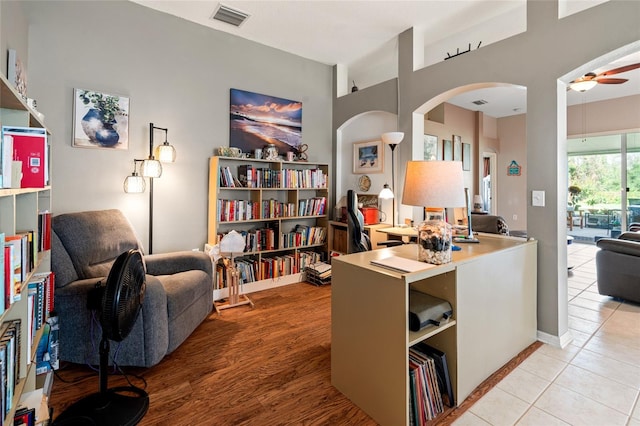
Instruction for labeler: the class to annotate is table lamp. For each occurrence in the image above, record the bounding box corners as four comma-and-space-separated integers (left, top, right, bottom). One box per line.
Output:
402, 161, 465, 264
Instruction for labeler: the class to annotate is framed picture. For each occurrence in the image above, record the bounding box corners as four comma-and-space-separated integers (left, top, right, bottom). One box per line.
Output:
462, 143, 471, 171
443, 139, 453, 161
424, 134, 439, 160
72, 88, 129, 150
7, 49, 27, 99
230, 88, 302, 157
353, 140, 383, 174
453, 135, 462, 161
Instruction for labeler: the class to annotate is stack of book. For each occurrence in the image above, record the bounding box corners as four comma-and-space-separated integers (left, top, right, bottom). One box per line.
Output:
408, 342, 454, 424
304, 262, 331, 286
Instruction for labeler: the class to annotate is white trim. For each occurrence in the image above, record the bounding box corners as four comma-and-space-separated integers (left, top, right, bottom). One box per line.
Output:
537, 329, 574, 349
213, 272, 304, 301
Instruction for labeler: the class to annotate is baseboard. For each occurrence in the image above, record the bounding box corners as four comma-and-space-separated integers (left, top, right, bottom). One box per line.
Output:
213, 272, 304, 301
537, 329, 574, 349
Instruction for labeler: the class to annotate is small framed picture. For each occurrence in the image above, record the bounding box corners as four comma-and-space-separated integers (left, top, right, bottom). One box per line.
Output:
453, 135, 462, 161
462, 143, 471, 171
73, 88, 129, 150
353, 139, 383, 174
443, 139, 453, 161
424, 134, 439, 160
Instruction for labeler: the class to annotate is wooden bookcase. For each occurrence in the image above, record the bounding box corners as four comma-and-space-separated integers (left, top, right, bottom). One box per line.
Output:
331, 235, 537, 425
0, 73, 52, 424
208, 156, 329, 301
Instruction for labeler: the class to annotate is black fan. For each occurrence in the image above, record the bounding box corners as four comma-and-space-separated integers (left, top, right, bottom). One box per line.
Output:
53, 249, 149, 426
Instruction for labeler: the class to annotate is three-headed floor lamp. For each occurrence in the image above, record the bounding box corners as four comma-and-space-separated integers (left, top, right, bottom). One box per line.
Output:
379, 131, 404, 226
123, 123, 177, 254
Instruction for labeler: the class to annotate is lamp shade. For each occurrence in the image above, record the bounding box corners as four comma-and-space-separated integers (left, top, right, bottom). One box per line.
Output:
381, 132, 404, 146
569, 79, 597, 92
141, 159, 162, 178
402, 161, 465, 208
123, 174, 146, 193
379, 184, 394, 199
154, 142, 177, 162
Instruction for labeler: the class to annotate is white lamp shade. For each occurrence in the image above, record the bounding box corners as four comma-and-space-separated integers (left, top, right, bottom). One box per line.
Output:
379, 184, 394, 199
381, 131, 404, 145
569, 79, 598, 92
155, 143, 177, 162
141, 159, 163, 178
402, 161, 466, 208
123, 174, 146, 193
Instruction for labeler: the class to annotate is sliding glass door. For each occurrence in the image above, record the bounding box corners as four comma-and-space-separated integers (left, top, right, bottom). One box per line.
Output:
568, 132, 640, 238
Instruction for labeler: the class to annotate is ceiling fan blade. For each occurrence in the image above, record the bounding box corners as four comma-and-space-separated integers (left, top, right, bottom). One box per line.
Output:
597, 62, 640, 77
596, 78, 628, 84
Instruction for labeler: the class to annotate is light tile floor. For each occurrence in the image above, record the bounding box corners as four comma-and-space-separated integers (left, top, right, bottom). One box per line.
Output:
453, 242, 640, 426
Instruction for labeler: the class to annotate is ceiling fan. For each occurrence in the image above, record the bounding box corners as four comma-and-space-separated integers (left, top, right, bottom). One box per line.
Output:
569, 62, 640, 92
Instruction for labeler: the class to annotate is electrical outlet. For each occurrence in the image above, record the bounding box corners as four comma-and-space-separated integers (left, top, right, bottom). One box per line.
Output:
513, 214, 517, 221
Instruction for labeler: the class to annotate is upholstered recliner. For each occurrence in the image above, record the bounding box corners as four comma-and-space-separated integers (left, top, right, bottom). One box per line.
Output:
595, 231, 640, 303
471, 213, 510, 235
51, 209, 213, 367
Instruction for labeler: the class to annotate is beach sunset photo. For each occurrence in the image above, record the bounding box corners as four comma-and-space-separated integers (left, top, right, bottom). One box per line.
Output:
229, 88, 302, 157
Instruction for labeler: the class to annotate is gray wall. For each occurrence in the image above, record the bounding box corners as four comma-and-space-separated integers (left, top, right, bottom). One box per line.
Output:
333, 0, 640, 343
7, 0, 332, 253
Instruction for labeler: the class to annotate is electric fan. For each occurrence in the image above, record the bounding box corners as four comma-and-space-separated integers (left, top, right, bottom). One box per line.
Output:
53, 249, 149, 426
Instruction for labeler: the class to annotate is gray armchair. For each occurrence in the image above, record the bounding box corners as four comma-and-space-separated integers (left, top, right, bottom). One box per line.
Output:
595, 231, 640, 303
51, 209, 213, 367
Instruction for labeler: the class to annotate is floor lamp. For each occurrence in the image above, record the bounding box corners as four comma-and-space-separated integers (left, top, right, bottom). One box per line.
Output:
380, 131, 404, 226
123, 123, 176, 254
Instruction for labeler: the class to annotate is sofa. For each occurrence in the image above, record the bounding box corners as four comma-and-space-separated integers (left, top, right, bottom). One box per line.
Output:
595, 231, 640, 303
51, 209, 213, 367
470, 213, 510, 235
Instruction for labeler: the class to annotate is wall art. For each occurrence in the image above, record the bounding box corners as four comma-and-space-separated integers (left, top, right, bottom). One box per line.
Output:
424, 134, 439, 160
353, 139, 383, 174
72, 88, 129, 150
229, 88, 302, 158
462, 142, 471, 171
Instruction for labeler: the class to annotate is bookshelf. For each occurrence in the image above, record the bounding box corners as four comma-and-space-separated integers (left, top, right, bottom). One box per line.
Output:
0, 73, 52, 424
208, 156, 329, 301
331, 235, 537, 425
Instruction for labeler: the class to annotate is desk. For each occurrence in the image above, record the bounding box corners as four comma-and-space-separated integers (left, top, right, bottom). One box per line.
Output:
328, 221, 392, 255
331, 235, 537, 425
375, 226, 418, 243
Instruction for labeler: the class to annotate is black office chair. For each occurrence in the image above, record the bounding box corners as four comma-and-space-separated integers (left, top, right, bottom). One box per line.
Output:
346, 190, 402, 253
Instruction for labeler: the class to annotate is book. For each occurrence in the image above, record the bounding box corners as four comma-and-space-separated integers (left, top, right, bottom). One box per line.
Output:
370, 256, 436, 273
0, 130, 14, 188
2, 126, 48, 188
414, 342, 454, 407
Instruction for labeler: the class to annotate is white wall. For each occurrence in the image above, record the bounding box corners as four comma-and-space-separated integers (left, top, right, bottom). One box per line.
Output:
12, 1, 333, 253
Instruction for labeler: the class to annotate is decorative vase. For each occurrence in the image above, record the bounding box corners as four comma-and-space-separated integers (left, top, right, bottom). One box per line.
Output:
81, 108, 120, 147
417, 220, 452, 265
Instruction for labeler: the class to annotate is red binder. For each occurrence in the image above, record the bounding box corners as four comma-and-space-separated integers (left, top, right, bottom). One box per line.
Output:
5, 127, 48, 188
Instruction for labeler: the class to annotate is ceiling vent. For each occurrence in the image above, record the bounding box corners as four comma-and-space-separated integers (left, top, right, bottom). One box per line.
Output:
472, 99, 488, 105
211, 4, 250, 27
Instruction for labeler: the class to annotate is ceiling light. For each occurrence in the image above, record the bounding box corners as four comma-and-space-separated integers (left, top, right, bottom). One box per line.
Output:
569, 79, 598, 92
211, 4, 250, 27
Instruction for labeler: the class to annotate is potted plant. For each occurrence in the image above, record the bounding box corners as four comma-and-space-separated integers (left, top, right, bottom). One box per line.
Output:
78, 90, 127, 147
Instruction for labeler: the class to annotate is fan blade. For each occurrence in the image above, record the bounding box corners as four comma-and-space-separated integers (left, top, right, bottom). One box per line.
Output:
598, 63, 640, 77
596, 78, 628, 84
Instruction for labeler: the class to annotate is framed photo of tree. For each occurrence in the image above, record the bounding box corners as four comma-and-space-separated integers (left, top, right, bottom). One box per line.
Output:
453, 135, 462, 161
443, 139, 453, 161
424, 134, 439, 160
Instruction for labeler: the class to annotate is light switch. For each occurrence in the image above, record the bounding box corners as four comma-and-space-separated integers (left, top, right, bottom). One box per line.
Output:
532, 190, 545, 207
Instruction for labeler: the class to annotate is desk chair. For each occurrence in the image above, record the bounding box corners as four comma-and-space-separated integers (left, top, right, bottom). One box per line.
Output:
346, 190, 402, 253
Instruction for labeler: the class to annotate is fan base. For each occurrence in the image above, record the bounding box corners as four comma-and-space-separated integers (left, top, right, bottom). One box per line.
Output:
52, 386, 149, 426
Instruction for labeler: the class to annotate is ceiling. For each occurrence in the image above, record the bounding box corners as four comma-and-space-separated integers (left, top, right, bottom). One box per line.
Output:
131, 0, 639, 118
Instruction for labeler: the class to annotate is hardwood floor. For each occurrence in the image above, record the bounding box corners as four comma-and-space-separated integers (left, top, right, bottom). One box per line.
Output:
49, 283, 377, 425
49, 282, 540, 425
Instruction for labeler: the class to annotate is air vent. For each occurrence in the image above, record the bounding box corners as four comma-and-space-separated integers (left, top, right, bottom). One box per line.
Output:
211, 4, 250, 27
472, 99, 488, 105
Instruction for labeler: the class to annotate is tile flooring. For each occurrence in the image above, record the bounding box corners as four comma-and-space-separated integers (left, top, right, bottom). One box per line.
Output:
453, 242, 640, 426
